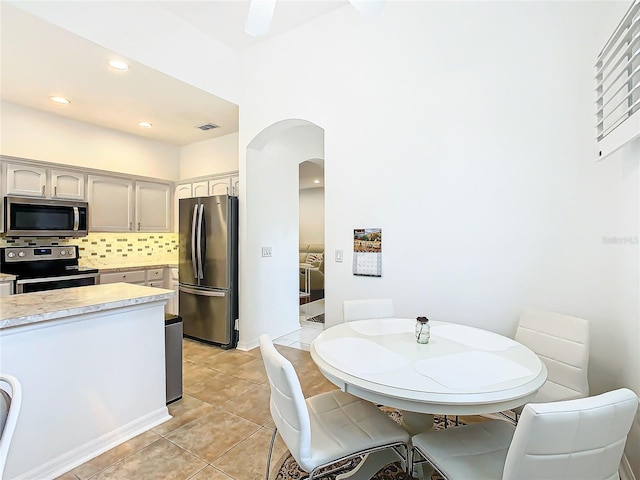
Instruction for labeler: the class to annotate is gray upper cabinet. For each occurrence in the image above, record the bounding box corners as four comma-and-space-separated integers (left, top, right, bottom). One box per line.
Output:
88, 175, 171, 233
135, 181, 171, 232
230, 175, 239, 197
50, 169, 85, 200
192, 181, 209, 197
208, 178, 231, 196
88, 175, 134, 232
5, 163, 45, 196
174, 183, 193, 232
6, 163, 85, 200
172, 173, 239, 232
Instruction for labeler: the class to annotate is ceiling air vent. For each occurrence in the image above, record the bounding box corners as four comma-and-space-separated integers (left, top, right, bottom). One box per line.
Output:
196, 123, 220, 131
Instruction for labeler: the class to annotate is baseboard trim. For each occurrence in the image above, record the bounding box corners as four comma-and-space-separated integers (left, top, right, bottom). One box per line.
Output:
13, 407, 171, 480
237, 338, 258, 351
620, 454, 636, 480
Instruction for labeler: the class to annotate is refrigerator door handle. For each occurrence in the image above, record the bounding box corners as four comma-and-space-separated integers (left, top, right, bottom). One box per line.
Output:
191, 204, 198, 279
179, 285, 226, 297
197, 203, 205, 279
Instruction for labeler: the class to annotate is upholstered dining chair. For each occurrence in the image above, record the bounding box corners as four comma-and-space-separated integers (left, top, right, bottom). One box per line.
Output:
500, 308, 591, 423
259, 334, 410, 480
342, 298, 394, 322
0, 374, 22, 479
411, 388, 638, 480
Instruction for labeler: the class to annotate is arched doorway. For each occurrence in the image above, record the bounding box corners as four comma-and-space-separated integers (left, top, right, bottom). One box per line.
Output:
238, 119, 324, 350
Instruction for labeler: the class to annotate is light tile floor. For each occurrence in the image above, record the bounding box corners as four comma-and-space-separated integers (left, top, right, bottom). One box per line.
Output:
299, 298, 325, 328
273, 326, 322, 351
55, 329, 334, 480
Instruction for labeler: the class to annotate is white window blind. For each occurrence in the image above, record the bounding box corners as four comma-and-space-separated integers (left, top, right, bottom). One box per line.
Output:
595, 0, 640, 160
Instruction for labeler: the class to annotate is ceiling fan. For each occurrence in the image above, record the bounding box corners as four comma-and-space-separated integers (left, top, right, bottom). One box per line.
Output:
245, 0, 386, 37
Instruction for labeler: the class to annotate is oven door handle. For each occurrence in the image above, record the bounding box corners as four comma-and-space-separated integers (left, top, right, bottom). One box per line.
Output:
16, 273, 99, 285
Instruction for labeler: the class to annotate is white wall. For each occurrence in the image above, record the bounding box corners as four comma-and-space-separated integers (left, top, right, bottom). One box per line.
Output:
238, 1, 639, 473
0, 101, 180, 179
590, 138, 639, 475
299, 188, 325, 244
179, 132, 239, 179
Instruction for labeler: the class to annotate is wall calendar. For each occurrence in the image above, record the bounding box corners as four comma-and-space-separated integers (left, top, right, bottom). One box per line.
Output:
353, 228, 382, 277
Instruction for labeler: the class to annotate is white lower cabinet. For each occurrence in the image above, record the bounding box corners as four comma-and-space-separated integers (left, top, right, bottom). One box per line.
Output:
0, 281, 13, 296
100, 269, 146, 285
146, 268, 164, 284
100, 267, 172, 313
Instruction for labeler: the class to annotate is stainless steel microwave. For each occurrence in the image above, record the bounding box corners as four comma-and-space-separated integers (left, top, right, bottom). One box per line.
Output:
4, 196, 88, 237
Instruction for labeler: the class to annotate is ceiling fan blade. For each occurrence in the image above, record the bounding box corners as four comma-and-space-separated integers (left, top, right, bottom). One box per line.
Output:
245, 0, 277, 36
348, 0, 385, 17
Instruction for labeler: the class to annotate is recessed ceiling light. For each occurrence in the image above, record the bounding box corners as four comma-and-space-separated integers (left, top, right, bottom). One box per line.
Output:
313, 179, 320, 184
50, 96, 70, 105
138, 122, 152, 128
108, 59, 129, 71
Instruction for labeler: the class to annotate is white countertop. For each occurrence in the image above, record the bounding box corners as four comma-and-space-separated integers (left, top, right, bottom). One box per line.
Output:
0, 283, 174, 329
0, 272, 16, 281
81, 261, 178, 273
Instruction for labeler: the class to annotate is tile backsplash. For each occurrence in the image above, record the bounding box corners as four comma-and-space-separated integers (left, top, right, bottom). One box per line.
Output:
0, 233, 179, 267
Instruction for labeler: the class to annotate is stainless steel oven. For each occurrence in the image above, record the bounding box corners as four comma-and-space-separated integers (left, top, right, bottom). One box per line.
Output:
0, 246, 98, 293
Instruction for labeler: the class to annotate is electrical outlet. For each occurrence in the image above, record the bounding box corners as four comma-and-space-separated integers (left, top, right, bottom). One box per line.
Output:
261, 246, 272, 257
335, 249, 343, 262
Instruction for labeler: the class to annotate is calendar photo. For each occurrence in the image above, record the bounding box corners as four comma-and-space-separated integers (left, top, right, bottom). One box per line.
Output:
353, 228, 382, 277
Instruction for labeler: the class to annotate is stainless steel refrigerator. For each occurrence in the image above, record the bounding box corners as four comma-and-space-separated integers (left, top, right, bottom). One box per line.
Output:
179, 195, 238, 349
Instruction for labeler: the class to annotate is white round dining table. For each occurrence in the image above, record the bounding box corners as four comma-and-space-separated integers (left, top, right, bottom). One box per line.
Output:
310, 318, 547, 416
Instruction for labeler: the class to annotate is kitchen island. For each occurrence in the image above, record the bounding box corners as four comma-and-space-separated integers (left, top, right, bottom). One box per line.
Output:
0, 283, 174, 480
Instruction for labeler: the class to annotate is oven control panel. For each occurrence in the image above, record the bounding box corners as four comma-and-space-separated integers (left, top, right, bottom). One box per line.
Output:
2, 246, 77, 263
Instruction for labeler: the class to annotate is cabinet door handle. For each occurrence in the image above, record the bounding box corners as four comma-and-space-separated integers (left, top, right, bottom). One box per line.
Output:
129, 222, 133, 231
42, 185, 46, 196
138, 222, 141, 231
54, 186, 57, 197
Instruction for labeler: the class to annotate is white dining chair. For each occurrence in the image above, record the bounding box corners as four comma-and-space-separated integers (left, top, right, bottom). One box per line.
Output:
503, 308, 591, 422
411, 388, 638, 480
0, 374, 22, 479
259, 334, 410, 480
342, 298, 394, 322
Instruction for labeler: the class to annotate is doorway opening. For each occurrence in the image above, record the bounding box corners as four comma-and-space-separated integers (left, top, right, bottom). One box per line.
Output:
241, 119, 324, 351
299, 159, 325, 327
